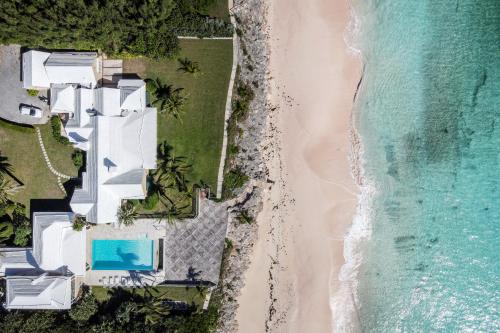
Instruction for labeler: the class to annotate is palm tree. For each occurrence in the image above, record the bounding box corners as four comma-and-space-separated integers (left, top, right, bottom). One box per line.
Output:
157, 201, 190, 224
136, 297, 171, 327
0, 221, 14, 244
0, 176, 20, 206
0, 152, 22, 186
0, 152, 12, 177
117, 201, 137, 226
154, 142, 191, 192
146, 78, 186, 120
177, 57, 201, 75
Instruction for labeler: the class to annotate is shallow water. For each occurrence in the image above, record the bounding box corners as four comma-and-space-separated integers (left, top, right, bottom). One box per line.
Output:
352, 0, 500, 331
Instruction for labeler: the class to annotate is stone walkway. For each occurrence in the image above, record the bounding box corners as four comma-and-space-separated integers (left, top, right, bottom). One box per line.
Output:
35, 127, 71, 194
163, 196, 229, 285
216, 2, 239, 199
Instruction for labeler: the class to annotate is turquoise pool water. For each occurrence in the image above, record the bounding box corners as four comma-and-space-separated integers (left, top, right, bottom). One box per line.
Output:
92, 239, 154, 271
350, 0, 500, 331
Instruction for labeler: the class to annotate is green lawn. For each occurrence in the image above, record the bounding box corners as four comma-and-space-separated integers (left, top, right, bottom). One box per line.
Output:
0, 119, 77, 213
124, 39, 233, 191
92, 286, 206, 307
203, 0, 231, 22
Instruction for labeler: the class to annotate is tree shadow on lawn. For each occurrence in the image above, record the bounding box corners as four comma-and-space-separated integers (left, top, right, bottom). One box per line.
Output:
29, 178, 81, 218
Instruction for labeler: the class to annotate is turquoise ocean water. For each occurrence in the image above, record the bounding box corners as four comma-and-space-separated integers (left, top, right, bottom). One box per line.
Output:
352, 0, 500, 331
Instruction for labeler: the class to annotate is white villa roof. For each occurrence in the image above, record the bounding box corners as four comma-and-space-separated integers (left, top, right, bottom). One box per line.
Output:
32, 212, 86, 276
69, 90, 156, 224
44, 52, 97, 86
51, 84, 76, 113
5, 275, 72, 310
96, 87, 122, 116
22, 50, 50, 89
118, 79, 146, 111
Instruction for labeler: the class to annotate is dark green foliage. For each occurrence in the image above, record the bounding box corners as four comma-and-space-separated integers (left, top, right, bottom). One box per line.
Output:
142, 191, 160, 210
222, 77, 254, 199
178, 57, 201, 74
175, 0, 218, 13
71, 150, 84, 169
0, 0, 177, 58
69, 292, 98, 323
72, 215, 87, 231
166, 6, 233, 38
50, 117, 70, 145
0, 311, 56, 333
117, 201, 138, 226
147, 78, 186, 120
0, 1, 231, 59
0, 221, 14, 244
13, 218, 31, 246
222, 168, 249, 199
237, 209, 253, 224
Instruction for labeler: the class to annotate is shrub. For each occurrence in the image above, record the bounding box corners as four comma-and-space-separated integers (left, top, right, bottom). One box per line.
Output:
50, 117, 70, 145
222, 168, 249, 199
69, 293, 98, 323
13, 219, 31, 246
117, 201, 137, 226
0, 221, 14, 244
26, 89, 38, 97
142, 192, 159, 210
237, 209, 253, 224
72, 150, 84, 169
72, 215, 87, 231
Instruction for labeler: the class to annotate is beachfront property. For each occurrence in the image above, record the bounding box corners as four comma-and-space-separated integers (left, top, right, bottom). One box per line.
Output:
0, 49, 228, 310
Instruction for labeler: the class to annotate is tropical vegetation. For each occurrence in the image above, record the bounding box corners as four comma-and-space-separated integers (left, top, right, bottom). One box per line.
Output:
50, 116, 70, 145
124, 38, 232, 191
72, 215, 88, 231
221, 73, 254, 199
0, 282, 224, 333
136, 142, 192, 221
147, 78, 186, 120
178, 57, 201, 75
0, 0, 232, 59
117, 201, 138, 226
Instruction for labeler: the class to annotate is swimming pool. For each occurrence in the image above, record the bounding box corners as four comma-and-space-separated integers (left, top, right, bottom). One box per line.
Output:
92, 239, 154, 270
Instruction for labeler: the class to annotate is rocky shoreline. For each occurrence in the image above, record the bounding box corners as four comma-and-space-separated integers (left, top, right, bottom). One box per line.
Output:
216, 0, 271, 331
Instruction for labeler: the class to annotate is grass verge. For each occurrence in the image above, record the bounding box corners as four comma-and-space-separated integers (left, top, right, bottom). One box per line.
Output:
0, 119, 77, 213
92, 285, 206, 308
123, 39, 233, 192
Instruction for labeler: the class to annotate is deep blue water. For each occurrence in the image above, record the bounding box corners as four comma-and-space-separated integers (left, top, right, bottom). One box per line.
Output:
353, 0, 500, 331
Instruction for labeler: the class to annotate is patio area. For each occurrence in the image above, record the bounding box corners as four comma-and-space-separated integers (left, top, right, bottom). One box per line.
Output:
84, 219, 166, 286
83, 195, 229, 288
0, 45, 50, 125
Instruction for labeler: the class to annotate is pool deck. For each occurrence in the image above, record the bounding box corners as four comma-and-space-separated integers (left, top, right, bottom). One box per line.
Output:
84, 196, 229, 287
85, 219, 166, 286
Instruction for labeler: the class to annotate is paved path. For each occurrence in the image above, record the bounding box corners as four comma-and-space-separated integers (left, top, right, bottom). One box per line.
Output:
216, 0, 239, 199
35, 127, 71, 194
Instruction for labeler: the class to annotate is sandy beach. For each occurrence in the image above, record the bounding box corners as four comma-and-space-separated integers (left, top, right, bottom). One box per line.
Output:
235, 0, 362, 332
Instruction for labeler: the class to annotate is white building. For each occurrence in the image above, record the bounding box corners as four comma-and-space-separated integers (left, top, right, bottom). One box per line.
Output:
22, 50, 157, 225
1, 213, 85, 310
4, 50, 158, 310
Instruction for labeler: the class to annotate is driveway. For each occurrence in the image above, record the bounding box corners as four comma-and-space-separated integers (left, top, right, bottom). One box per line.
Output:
0, 45, 50, 125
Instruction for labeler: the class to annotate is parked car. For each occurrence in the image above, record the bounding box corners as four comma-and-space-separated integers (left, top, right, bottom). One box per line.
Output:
19, 105, 42, 118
